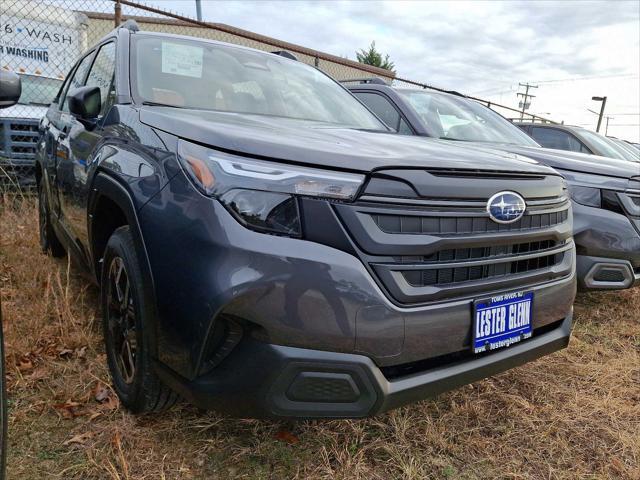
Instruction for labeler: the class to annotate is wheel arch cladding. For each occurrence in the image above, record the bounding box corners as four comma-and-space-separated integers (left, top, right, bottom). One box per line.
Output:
89, 173, 160, 355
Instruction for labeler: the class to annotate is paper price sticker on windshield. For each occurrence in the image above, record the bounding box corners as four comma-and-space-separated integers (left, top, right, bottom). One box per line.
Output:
161, 42, 203, 78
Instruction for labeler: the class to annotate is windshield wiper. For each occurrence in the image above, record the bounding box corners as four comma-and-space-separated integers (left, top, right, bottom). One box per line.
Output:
22, 102, 50, 107
141, 101, 184, 108
438, 136, 467, 142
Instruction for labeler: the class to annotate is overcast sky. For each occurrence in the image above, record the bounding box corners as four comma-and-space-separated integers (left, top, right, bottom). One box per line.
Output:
149, 0, 640, 141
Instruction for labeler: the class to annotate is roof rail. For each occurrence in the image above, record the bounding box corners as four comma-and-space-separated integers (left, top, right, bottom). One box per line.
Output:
120, 19, 140, 32
271, 50, 297, 61
340, 77, 388, 85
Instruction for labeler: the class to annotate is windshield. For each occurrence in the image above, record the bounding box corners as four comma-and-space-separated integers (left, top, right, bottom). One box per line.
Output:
608, 138, 640, 162
132, 36, 385, 130
577, 129, 639, 162
398, 89, 540, 146
17, 74, 63, 106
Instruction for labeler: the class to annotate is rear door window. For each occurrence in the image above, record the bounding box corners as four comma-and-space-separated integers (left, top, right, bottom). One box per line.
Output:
354, 92, 405, 132
531, 127, 587, 152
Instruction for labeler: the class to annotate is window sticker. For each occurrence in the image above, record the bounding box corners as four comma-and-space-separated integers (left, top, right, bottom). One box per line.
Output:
161, 42, 203, 78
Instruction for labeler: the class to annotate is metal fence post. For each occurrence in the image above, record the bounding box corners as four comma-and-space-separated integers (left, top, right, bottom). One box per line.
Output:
114, 0, 122, 27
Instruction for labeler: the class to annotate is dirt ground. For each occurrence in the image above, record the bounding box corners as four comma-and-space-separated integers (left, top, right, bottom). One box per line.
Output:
1, 199, 639, 479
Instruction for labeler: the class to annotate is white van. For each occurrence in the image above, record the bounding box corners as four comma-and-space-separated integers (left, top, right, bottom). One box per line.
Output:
0, 2, 88, 187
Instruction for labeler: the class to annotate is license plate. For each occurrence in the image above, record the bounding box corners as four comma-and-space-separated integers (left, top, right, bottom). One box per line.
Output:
473, 291, 533, 354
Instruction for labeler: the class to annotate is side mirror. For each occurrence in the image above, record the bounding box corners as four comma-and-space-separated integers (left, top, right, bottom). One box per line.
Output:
67, 86, 101, 128
0, 71, 21, 109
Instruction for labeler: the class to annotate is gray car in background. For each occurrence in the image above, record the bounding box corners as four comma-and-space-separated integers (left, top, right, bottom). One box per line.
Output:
516, 123, 640, 163
347, 81, 640, 290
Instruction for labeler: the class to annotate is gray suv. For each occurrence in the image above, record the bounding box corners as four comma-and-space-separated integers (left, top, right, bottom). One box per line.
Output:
348, 81, 640, 291
35, 23, 576, 418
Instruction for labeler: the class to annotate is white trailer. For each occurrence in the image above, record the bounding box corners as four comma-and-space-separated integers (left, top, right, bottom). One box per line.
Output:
0, 2, 88, 188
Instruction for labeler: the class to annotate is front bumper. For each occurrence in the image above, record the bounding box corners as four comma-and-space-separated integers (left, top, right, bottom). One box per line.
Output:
139, 170, 577, 417
155, 312, 573, 419
572, 202, 640, 290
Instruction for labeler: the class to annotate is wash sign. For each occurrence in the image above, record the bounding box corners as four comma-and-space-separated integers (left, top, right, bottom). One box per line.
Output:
1, 15, 86, 78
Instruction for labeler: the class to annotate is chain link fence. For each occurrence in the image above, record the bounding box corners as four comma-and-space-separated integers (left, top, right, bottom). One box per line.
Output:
0, 0, 555, 192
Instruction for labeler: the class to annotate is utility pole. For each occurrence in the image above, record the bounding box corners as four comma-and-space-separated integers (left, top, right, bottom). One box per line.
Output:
114, 0, 121, 27
517, 82, 538, 120
605, 115, 614, 135
195, 0, 203, 21
592, 96, 607, 132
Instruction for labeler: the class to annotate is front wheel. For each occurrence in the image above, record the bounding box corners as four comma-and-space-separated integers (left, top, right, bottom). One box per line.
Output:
38, 181, 65, 257
101, 226, 178, 413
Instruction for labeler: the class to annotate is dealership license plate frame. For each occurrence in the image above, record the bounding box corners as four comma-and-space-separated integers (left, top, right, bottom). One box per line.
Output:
472, 291, 534, 354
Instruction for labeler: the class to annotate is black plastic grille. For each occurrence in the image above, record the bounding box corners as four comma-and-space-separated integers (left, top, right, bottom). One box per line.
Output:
371, 209, 568, 235
593, 269, 626, 283
0, 120, 39, 158
394, 240, 559, 264
402, 252, 564, 287
286, 373, 359, 403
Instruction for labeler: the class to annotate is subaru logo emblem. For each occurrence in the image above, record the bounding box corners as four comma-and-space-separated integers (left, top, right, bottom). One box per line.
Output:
487, 191, 526, 224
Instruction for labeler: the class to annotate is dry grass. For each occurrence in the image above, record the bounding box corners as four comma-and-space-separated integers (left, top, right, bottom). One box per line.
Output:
1, 197, 639, 479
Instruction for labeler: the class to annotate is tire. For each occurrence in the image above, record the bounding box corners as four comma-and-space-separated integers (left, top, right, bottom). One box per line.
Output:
101, 226, 178, 413
38, 181, 65, 257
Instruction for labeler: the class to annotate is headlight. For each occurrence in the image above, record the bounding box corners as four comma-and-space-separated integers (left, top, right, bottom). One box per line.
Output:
568, 184, 601, 208
567, 184, 626, 215
177, 140, 365, 236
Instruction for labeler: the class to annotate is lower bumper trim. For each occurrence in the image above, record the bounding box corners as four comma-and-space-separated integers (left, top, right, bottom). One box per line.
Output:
577, 254, 637, 290
154, 312, 573, 419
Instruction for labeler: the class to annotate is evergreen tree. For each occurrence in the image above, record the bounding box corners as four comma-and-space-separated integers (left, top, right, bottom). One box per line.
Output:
356, 41, 395, 71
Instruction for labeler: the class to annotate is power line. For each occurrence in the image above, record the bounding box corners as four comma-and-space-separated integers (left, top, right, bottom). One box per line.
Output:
531, 73, 639, 84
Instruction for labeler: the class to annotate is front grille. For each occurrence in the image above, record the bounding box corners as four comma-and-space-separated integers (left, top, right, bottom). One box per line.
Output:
335, 183, 573, 304
394, 240, 559, 264
0, 119, 38, 191
402, 251, 563, 287
0, 119, 39, 160
371, 210, 568, 235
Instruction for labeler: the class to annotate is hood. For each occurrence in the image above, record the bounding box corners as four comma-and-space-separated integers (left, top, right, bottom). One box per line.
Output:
0, 104, 48, 121
140, 107, 558, 176
483, 143, 639, 180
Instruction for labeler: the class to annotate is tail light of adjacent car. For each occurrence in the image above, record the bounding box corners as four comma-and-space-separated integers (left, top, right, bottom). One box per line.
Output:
177, 139, 365, 236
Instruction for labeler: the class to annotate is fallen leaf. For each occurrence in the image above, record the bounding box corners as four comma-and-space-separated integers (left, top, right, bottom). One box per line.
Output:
75, 346, 88, 359
27, 367, 49, 381
63, 431, 95, 447
94, 383, 111, 403
16, 358, 34, 373
99, 394, 119, 412
53, 400, 86, 419
274, 429, 299, 445
58, 348, 74, 358
89, 411, 102, 421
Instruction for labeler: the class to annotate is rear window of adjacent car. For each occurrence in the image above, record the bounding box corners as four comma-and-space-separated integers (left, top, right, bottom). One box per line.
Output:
531, 127, 590, 153
131, 36, 385, 130
355, 92, 413, 133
